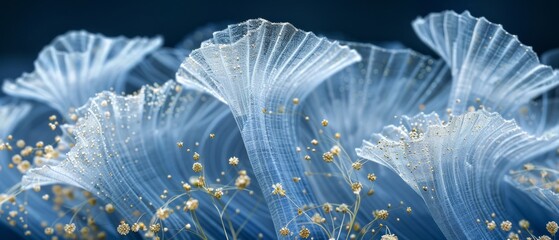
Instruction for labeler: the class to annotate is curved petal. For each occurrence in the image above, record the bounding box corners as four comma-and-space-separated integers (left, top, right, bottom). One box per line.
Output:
127, 48, 189, 89
0, 98, 33, 187
22, 81, 274, 239
0, 99, 117, 238
177, 19, 361, 238
2, 31, 162, 119
298, 43, 450, 238
357, 110, 554, 239
413, 11, 559, 117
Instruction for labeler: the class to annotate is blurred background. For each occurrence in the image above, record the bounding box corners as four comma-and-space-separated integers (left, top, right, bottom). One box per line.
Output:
2, 0, 559, 82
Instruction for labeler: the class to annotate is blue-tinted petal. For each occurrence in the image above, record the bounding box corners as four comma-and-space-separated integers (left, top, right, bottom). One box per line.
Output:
177, 19, 361, 237
298, 43, 450, 239
413, 11, 559, 117
22, 81, 274, 239
2, 31, 161, 119
127, 48, 189, 89
0, 98, 33, 187
0, 99, 117, 238
357, 110, 554, 239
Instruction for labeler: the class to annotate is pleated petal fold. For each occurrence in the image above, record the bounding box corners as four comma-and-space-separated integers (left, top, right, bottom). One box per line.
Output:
21, 81, 274, 239
299, 43, 450, 238
3, 31, 161, 119
177, 19, 360, 237
357, 110, 554, 239
413, 11, 559, 116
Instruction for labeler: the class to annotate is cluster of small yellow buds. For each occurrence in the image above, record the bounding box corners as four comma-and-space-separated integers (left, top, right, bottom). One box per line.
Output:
44, 227, 54, 235
183, 183, 192, 191
192, 162, 203, 172
329, 145, 340, 155
336, 204, 349, 213
374, 209, 389, 220
311, 213, 326, 224
299, 226, 310, 239
193, 176, 205, 187
380, 233, 398, 240
279, 227, 290, 236
131, 222, 146, 232
17, 160, 31, 173
117, 221, 130, 235
351, 182, 362, 194
16, 139, 25, 148
228, 156, 239, 166
235, 170, 251, 189
272, 183, 286, 196
519, 219, 530, 229
156, 208, 172, 220
547, 221, 558, 236
214, 188, 224, 199
486, 221, 496, 231
322, 151, 334, 162
500, 220, 512, 231
185, 198, 199, 211
321, 119, 329, 127
323, 203, 333, 213
64, 223, 76, 234
352, 162, 362, 170
506, 232, 519, 240
367, 173, 377, 182
105, 203, 115, 213
149, 223, 161, 233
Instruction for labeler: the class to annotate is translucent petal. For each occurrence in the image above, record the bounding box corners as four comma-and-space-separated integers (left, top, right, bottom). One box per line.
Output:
413, 10, 559, 116
0, 98, 33, 187
127, 48, 189, 89
0, 100, 116, 238
0, 99, 32, 138
542, 48, 559, 69
303, 42, 450, 154
2, 31, 162, 118
357, 110, 554, 239
298, 43, 450, 238
22, 81, 274, 239
177, 18, 361, 236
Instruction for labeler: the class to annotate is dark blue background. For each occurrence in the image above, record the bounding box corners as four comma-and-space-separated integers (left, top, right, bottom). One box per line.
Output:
0, 0, 558, 238
2, 0, 559, 81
